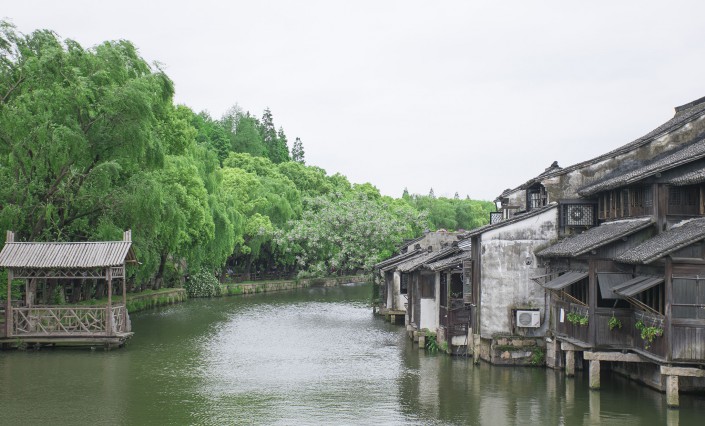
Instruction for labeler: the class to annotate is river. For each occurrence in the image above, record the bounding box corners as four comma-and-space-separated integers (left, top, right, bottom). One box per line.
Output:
0, 282, 702, 425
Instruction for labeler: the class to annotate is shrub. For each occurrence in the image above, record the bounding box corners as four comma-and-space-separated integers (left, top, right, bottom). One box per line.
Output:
184, 269, 221, 298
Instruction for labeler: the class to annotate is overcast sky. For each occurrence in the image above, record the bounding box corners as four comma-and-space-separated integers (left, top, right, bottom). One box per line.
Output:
5, 1, 705, 200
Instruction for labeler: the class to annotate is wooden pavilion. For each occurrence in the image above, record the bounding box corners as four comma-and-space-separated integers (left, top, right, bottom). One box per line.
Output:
0, 230, 137, 348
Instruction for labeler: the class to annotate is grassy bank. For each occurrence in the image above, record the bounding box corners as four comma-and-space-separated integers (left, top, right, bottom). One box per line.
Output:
76, 275, 368, 313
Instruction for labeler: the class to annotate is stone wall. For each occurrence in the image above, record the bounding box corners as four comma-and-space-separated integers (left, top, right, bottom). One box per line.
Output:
486, 335, 546, 366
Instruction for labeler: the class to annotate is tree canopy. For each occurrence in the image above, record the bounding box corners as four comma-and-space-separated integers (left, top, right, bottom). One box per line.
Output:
0, 22, 493, 290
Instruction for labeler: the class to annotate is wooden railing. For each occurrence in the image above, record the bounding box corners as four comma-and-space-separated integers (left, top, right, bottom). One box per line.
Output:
632, 310, 666, 358
594, 308, 634, 347
10, 305, 129, 337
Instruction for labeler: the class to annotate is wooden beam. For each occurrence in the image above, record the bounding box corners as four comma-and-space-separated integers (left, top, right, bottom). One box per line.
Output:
583, 351, 644, 363
660, 366, 705, 378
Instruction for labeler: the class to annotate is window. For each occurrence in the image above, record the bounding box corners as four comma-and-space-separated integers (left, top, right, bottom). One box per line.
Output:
526, 184, 547, 211
400, 273, 408, 294
673, 277, 705, 319
561, 203, 596, 228
668, 185, 700, 216
450, 273, 463, 299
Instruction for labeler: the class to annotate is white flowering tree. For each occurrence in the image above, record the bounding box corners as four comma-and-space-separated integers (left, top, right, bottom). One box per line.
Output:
277, 187, 427, 277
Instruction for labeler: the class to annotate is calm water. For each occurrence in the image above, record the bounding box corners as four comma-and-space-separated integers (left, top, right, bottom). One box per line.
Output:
0, 283, 703, 425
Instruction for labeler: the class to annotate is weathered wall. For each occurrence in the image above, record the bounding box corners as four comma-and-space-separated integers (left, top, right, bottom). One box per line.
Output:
543, 114, 705, 201
479, 207, 558, 338
416, 230, 460, 251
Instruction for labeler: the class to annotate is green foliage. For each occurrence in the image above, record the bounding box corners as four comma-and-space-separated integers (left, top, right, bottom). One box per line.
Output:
291, 137, 305, 164
276, 190, 427, 276
425, 331, 439, 353
184, 268, 221, 298
530, 347, 545, 366
402, 192, 495, 231
0, 22, 493, 294
635, 320, 663, 349
608, 315, 622, 331
0, 270, 23, 301
566, 312, 589, 326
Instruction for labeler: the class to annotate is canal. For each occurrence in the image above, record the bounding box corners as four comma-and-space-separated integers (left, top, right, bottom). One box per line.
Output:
0, 282, 702, 425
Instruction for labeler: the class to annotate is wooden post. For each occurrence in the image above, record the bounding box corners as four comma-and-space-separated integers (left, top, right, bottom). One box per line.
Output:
589, 359, 600, 389
6, 269, 12, 337
665, 258, 673, 362
6, 230, 13, 337
588, 259, 597, 346
106, 267, 113, 336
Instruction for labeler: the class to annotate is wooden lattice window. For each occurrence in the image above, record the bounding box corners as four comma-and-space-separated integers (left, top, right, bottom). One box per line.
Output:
526, 184, 547, 211
668, 185, 700, 216
672, 277, 705, 319
627, 185, 653, 217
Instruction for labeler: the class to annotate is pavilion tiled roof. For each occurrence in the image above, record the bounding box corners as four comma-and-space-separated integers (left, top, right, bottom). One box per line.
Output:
0, 241, 135, 269
616, 218, 705, 264
578, 137, 705, 197
537, 217, 654, 258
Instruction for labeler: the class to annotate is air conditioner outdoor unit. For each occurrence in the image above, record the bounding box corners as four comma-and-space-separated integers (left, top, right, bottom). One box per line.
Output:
565, 204, 593, 227
516, 310, 541, 328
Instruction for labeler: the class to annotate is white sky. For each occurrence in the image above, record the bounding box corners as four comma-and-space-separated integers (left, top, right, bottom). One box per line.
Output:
4, 1, 705, 200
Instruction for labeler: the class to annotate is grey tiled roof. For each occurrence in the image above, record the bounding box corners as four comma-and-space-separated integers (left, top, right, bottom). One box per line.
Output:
495, 97, 705, 199
425, 252, 470, 271
536, 217, 654, 258
665, 161, 705, 186
579, 138, 705, 196
374, 248, 422, 270
461, 203, 558, 239
495, 162, 562, 201
379, 250, 426, 272
396, 246, 459, 273
616, 217, 705, 264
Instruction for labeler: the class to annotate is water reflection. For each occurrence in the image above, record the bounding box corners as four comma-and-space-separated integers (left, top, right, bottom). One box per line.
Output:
0, 283, 703, 425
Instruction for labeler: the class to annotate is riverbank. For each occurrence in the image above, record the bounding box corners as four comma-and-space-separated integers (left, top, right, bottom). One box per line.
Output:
219, 274, 368, 297
121, 274, 368, 313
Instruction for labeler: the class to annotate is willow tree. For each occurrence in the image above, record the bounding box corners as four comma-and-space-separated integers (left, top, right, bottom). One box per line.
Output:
0, 22, 173, 245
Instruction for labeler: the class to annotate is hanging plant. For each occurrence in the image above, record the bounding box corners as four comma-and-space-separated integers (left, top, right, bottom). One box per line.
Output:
608, 315, 622, 331
635, 320, 663, 349
566, 311, 589, 326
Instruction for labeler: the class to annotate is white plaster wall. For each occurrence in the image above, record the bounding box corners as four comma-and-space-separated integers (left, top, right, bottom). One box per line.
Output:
419, 298, 437, 331
479, 207, 558, 338
386, 273, 393, 308
393, 271, 407, 312
434, 272, 441, 334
